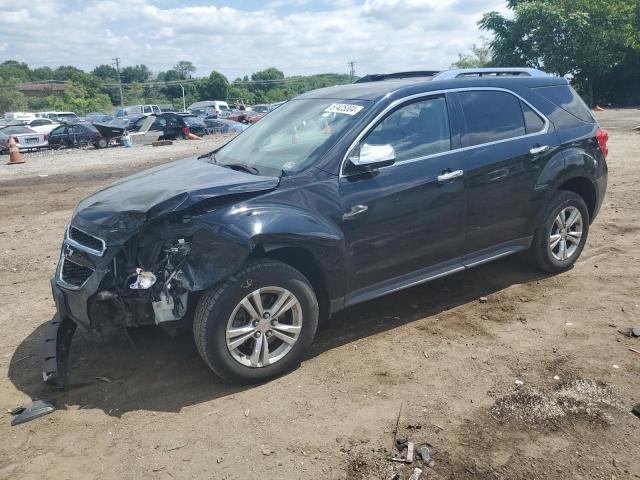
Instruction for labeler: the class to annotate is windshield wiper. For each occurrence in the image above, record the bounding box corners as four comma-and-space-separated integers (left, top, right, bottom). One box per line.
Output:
222, 163, 260, 175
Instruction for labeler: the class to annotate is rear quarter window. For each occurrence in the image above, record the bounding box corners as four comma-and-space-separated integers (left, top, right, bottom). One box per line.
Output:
532, 85, 595, 123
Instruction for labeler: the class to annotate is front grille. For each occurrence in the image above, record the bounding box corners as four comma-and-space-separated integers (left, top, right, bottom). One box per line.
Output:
61, 257, 94, 288
68, 226, 105, 254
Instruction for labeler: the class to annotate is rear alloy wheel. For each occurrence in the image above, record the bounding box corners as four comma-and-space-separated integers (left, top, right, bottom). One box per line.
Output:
529, 191, 589, 272
95, 137, 108, 149
193, 259, 318, 383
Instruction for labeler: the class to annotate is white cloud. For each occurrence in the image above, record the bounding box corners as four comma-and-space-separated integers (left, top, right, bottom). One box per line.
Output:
0, 0, 505, 79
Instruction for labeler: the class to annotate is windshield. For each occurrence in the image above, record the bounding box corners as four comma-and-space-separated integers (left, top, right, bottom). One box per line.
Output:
213, 98, 369, 176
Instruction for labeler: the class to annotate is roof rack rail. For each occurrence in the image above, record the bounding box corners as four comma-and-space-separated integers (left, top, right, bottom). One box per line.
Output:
433, 68, 548, 80
355, 71, 440, 83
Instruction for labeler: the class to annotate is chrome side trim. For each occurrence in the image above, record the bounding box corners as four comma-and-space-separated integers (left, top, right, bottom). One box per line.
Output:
339, 87, 550, 177
65, 225, 106, 257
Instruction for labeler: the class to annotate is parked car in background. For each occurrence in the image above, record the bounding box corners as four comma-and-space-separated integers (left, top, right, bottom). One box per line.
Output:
47, 122, 102, 149
85, 113, 114, 123
117, 105, 161, 117
0, 125, 48, 151
3, 112, 37, 121
203, 117, 249, 134
22, 118, 59, 135
188, 100, 230, 116
251, 104, 272, 114
128, 113, 198, 140
177, 113, 209, 136
42, 111, 79, 122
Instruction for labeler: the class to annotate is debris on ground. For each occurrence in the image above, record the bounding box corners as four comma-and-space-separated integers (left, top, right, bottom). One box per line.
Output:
619, 327, 640, 338
95, 376, 112, 383
10, 399, 55, 426
492, 379, 623, 425
629, 347, 640, 355
632, 404, 640, 419
408, 467, 423, 480
152, 140, 173, 147
479, 296, 488, 303
417, 444, 436, 468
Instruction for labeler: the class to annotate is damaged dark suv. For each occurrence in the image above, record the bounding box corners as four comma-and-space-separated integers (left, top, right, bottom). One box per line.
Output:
44, 68, 608, 385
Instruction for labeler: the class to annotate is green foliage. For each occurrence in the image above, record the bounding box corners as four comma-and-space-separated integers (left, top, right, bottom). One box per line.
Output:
451, 40, 492, 69
173, 61, 196, 79
197, 71, 229, 100
0, 78, 27, 112
120, 65, 151, 84
480, 0, 640, 105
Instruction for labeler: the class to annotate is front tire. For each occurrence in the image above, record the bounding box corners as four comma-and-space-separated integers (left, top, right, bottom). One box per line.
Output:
193, 259, 319, 383
529, 191, 590, 272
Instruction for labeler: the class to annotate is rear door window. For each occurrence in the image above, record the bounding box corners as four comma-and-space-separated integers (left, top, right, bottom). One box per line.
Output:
459, 90, 526, 147
364, 95, 451, 163
521, 101, 545, 134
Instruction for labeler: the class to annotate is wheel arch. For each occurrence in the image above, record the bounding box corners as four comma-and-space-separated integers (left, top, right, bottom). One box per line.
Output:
251, 244, 332, 323
557, 176, 597, 223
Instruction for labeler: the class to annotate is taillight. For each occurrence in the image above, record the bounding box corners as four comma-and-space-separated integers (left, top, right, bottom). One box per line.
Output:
596, 128, 609, 159
182, 126, 190, 137
44, 134, 48, 142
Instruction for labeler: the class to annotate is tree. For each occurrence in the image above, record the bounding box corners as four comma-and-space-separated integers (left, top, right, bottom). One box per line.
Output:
92, 64, 118, 81
480, 0, 640, 106
451, 40, 492, 69
198, 71, 229, 100
120, 64, 151, 84
0, 79, 27, 113
173, 61, 196, 79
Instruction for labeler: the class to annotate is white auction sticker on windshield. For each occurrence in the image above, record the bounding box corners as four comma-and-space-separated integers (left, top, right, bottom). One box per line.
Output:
324, 103, 364, 115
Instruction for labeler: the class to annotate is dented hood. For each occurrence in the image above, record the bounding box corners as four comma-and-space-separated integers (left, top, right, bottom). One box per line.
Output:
71, 156, 279, 244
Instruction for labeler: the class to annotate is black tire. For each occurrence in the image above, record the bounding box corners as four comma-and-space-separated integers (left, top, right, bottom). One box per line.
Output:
528, 191, 590, 272
95, 137, 108, 149
193, 259, 319, 383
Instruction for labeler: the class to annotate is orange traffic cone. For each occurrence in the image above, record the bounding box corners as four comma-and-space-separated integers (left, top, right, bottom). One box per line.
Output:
6, 136, 24, 165
593, 105, 605, 112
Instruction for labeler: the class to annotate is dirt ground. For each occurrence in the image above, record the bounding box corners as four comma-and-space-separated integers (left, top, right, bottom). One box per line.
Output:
0, 111, 639, 480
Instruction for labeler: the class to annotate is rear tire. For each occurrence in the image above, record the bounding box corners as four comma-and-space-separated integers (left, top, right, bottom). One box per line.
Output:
95, 137, 108, 149
528, 191, 590, 272
193, 259, 319, 383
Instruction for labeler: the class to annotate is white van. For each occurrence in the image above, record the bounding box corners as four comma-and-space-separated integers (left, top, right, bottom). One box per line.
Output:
187, 100, 230, 116
123, 105, 161, 116
4, 112, 37, 120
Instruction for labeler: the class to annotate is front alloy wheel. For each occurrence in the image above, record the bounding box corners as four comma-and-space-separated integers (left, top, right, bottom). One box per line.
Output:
193, 259, 318, 383
226, 287, 303, 368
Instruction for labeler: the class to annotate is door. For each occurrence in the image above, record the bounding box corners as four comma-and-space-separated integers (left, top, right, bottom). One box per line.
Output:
340, 94, 467, 300
48, 125, 68, 147
455, 89, 556, 255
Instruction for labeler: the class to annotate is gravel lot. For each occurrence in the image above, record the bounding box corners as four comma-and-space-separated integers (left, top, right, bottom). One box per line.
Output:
0, 112, 639, 479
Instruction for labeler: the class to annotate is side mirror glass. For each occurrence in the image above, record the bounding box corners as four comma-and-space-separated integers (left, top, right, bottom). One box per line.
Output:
349, 143, 395, 169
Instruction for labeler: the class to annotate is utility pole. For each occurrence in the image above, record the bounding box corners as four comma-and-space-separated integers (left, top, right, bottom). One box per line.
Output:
179, 83, 186, 112
112, 57, 124, 110
348, 61, 356, 83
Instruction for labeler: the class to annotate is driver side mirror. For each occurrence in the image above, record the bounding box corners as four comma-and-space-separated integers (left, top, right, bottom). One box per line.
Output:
348, 143, 395, 170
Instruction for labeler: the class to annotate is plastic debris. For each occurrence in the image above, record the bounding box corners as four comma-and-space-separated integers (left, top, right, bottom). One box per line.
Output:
408, 467, 423, 480
10, 400, 55, 426
515, 379, 524, 386
418, 443, 436, 468
479, 296, 488, 303
632, 404, 640, 419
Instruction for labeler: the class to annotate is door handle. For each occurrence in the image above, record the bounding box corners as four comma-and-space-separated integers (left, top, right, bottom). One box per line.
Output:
437, 169, 464, 183
343, 204, 368, 219
529, 145, 549, 155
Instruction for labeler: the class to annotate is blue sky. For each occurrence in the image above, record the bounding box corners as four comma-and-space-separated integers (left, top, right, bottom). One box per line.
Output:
0, 0, 506, 80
